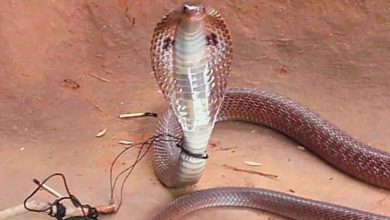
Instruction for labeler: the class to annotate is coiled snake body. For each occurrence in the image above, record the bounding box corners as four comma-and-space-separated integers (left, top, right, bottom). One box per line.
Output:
150, 3, 390, 220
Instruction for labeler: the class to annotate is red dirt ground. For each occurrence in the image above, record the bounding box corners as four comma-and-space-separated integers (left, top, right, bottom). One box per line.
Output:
0, 0, 389, 219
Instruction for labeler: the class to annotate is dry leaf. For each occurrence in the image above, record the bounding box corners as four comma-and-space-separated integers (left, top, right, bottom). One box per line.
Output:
96, 128, 108, 137
244, 161, 262, 166
118, 140, 134, 145
62, 79, 80, 89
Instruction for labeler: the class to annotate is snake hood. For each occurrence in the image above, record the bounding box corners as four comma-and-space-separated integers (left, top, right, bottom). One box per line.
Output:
151, 2, 233, 131
151, 2, 233, 165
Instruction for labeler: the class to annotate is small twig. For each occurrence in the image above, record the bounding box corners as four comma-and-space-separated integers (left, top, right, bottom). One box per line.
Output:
88, 72, 110, 82
33, 179, 62, 198
222, 164, 278, 180
79, 95, 106, 114
219, 146, 237, 151
377, 197, 387, 204
119, 112, 158, 119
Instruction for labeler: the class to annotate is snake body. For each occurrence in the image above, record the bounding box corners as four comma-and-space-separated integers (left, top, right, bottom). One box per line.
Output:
150, 3, 390, 219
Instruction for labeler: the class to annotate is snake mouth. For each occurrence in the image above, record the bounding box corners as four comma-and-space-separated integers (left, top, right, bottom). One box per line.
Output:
180, 2, 206, 21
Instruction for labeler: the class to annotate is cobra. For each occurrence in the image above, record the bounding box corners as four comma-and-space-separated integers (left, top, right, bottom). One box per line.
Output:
150, 2, 390, 219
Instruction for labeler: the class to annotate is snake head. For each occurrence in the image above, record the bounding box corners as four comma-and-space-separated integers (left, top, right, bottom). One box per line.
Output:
179, 2, 206, 21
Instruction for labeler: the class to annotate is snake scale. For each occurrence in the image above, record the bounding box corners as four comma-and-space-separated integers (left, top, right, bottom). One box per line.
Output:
149, 2, 390, 220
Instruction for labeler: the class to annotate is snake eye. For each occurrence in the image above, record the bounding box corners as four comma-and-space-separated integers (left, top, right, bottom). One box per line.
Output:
182, 4, 189, 13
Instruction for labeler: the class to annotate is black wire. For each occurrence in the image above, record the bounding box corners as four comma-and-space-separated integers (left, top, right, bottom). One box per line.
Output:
115, 141, 150, 211
108, 135, 158, 205
25, 133, 204, 218
108, 133, 182, 213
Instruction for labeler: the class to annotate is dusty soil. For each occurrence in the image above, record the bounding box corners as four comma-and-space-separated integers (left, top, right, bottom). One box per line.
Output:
0, 0, 389, 219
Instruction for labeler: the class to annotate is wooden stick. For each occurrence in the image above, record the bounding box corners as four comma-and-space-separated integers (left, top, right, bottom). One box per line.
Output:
0, 201, 49, 219
0, 201, 115, 219
69, 204, 116, 216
